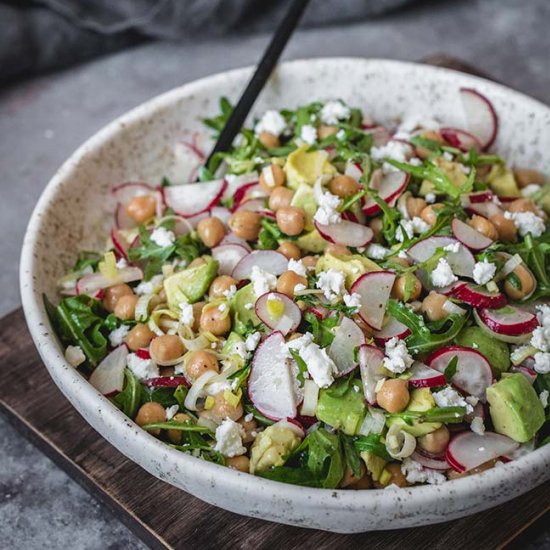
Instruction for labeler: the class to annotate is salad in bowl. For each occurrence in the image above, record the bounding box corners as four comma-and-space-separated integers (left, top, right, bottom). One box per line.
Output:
47, 87, 550, 491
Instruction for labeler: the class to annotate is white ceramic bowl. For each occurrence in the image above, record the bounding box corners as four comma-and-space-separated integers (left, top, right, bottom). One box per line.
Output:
20, 59, 550, 533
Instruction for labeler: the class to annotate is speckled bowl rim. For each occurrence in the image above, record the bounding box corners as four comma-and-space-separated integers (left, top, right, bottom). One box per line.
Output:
20, 58, 550, 530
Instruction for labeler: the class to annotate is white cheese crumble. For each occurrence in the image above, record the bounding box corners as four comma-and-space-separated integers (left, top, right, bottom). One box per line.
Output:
336, 129, 346, 141
65, 345, 86, 367
431, 258, 458, 288
396, 220, 414, 242
250, 265, 277, 297
401, 458, 446, 485
366, 243, 390, 260
150, 226, 176, 248
411, 216, 430, 234
540, 389, 549, 409
521, 184, 541, 198
287, 258, 307, 277
531, 304, 550, 353
442, 151, 454, 162
443, 242, 461, 253
109, 325, 130, 347
534, 352, 550, 374
343, 292, 362, 310
126, 353, 159, 380
254, 110, 286, 136
135, 274, 164, 296
320, 100, 350, 125
294, 283, 307, 293
425, 192, 436, 204
213, 419, 246, 457
316, 269, 346, 301
222, 284, 237, 300
300, 124, 317, 144
370, 140, 412, 173
396, 112, 440, 134
165, 404, 179, 421
244, 413, 254, 423
179, 302, 194, 326
219, 303, 228, 312
470, 416, 486, 435
472, 259, 497, 286
504, 210, 546, 238
245, 331, 262, 351
116, 257, 128, 269
433, 385, 473, 413
313, 180, 342, 225
383, 337, 414, 374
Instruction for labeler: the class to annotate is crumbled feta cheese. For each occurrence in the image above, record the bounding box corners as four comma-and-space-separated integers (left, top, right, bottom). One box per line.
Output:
366, 243, 390, 260
213, 419, 246, 457
521, 184, 542, 198
294, 283, 307, 293
425, 192, 436, 204
320, 100, 350, 125
244, 413, 254, 422
287, 258, 307, 277
540, 389, 549, 409
534, 352, 550, 374
398, 250, 408, 259
472, 259, 497, 285
316, 269, 346, 301
65, 345, 86, 367
401, 458, 446, 485
537, 304, 550, 326
396, 220, 414, 242
222, 284, 237, 300
335, 129, 346, 141
443, 242, 461, 253
531, 306, 550, 352
233, 341, 249, 361
288, 332, 337, 388
465, 395, 479, 408
408, 157, 422, 166
250, 265, 277, 297
313, 180, 342, 225
442, 151, 453, 162
135, 274, 163, 296
396, 112, 440, 134
150, 226, 176, 248
245, 331, 262, 351
411, 216, 430, 234
244, 302, 254, 311
343, 292, 362, 310
179, 302, 194, 326
431, 258, 458, 288
205, 380, 232, 396
470, 416, 485, 435
219, 302, 228, 313
109, 325, 130, 347
383, 337, 414, 374
433, 385, 473, 413
460, 164, 471, 174
254, 110, 286, 136
300, 124, 317, 144
116, 257, 128, 269
165, 404, 179, 420
504, 210, 546, 238
127, 353, 159, 380
370, 140, 412, 173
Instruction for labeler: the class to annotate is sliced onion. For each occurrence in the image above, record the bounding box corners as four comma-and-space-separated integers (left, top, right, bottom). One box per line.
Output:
442, 300, 467, 316
197, 416, 218, 432
276, 419, 305, 438
184, 370, 218, 411
497, 253, 523, 279
385, 423, 417, 459
358, 407, 386, 436
300, 379, 320, 417
180, 333, 213, 352
135, 294, 154, 322
510, 345, 538, 366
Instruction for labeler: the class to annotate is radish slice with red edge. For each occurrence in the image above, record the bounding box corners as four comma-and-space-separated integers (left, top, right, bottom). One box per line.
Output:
446, 431, 518, 473
255, 292, 301, 336
232, 250, 288, 280
111, 229, 129, 260
248, 331, 301, 421
373, 316, 411, 346
328, 317, 366, 377
89, 345, 128, 395
344, 161, 363, 180
114, 203, 136, 230
76, 266, 143, 295
351, 271, 396, 330
473, 309, 532, 344
478, 306, 538, 336
233, 198, 266, 213
306, 304, 329, 320
426, 345, 494, 400
211, 244, 249, 276
112, 182, 155, 204
365, 126, 392, 147
411, 451, 450, 470
460, 190, 494, 205
183, 210, 210, 229
222, 172, 259, 202
459, 88, 499, 150
440, 127, 482, 152
451, 218, 493, 251
143, 376, 190, 388
314, 220, 374, 248
210, 206, 231, 224
451, 282, 507, 309
163, 179, 227, 217
408, 362, 446, 388
219, 232, 252, 251
358, 344, 385, 404
465, 201, 502, 220
509, 365, 537, 384
362, 171, 410, 216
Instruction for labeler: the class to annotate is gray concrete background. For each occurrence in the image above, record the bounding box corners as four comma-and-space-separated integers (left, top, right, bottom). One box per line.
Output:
1, 0, 549, 548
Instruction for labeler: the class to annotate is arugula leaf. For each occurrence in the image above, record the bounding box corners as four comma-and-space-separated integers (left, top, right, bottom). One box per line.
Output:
142, 386, 178, 407
73, 251, 102, 272
202, 96, 233, 136
303, 310, 339, 347
340, 433, 363, 477
444, 356, 459, 383
174, 385, 188, 408
288, 349, 308, 385
112, 369, 143, 418
353, 433, 391, 461
388, 406, 466, 425
243, 402, 275, 426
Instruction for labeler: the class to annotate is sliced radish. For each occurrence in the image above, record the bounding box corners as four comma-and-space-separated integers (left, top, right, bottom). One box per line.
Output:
407, 236, 475, 278
459, 88, 499, 150
163, 179, 227, 217
211, 244, 249, 276
440, 127, 482, 152
248, 332, 301, 420
183, 210, 211, 229
362, 171, 410, 216
461, 190, 494, 205
365, 125, 392, 147
426, 345, 494, 400
314, 220, 374, 248
373, 317, 411, 346
219, 232, 252, 251
112, 182, 155, 204
306, 304, 329, 320
478, 306, 538, 336
111, 229, 129, 260
233, 198, 266, 213
170, 136, 205, 184
351, 271, 396, 330
358, 344, 385, 404
255, 292, 301, 336
89, 345, 128, 395
210, 206, 231, 224
473, 309, 533, 344
223, 172, 259, 201
143, 376, 190, 388
135, 348, 150, 360
344, 161, 363, 181
451, 282, 506, 309
328, 317, 366, 377
509, 365, 537, 384
76, 266, 143, 295
452, 218, 493, 251
114, 202, 137, 230
232, 250, 288, 280
465, 201, 502, 220
408, 362, 446, 388
411, 450, 450, 470
446, 431, 518, 473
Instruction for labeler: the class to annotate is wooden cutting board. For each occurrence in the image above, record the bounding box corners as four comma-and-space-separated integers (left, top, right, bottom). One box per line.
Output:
2, 56, 549, 550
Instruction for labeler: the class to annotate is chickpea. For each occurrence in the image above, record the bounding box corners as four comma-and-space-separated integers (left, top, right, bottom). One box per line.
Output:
406, 196, 427, 219
328, 175, 360, 198
301, 255, 319, 270
229, 210, 262, 241
390, 257, 410, 269
391, 274, 421, 302
421, 292, 449, 322
102, 284, 133, 313
326, 243, 351, 256
514, 168, 546, 188
150, 334, 184, 365
126, 195, 157, 223
384, 462, 409, 488
188, 257, 206, 268
158, 288, 167, 303
167, 412, 190, 444
348, 474, 372, 490
114, 294, 139, 321
192, 301, 205, 332
199, 304, 231, 336
369, 217, 384, 243
258, 131, 280, 149
259, 164, 286, 193
209, 275, 237, 299
277, 241, 301, 260
200, 391, 243, 423
185, 350, 219, 382
226, 455, 250, 473
489, 212, 517, 242
507, 198, 538, 215
418, 425, 450, 455
317, 125, 338, 140
276, 270, 308, 298
135, 402, 166, 436
339, 463, 367, 488
468, 214, 499, 241
197, 217, 226, 248
125, 323, 155, 351
420, 203, 444, 226
268, 187, 294, 211
504, 264, 536, 300
276, 206, 306, 236
238, 417, 258, 444
376, 379, 410, 413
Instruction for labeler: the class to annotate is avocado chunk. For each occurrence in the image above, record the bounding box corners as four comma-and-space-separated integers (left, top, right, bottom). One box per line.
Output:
290, 183, 317, 230
221, 331, 245, 355
316, 379, 366, 435
163, 257, 218, 310
486, 373, 545, 443
316, 252, 381, 288
360, 451, 386, 482
296, 229, 327, 254
231, 283, 261, 335
487, 164, 520, 197
386, 388, 442, 437
249, 422, 302, 473
455, 326, 510, 377
284, 145, 336, 189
